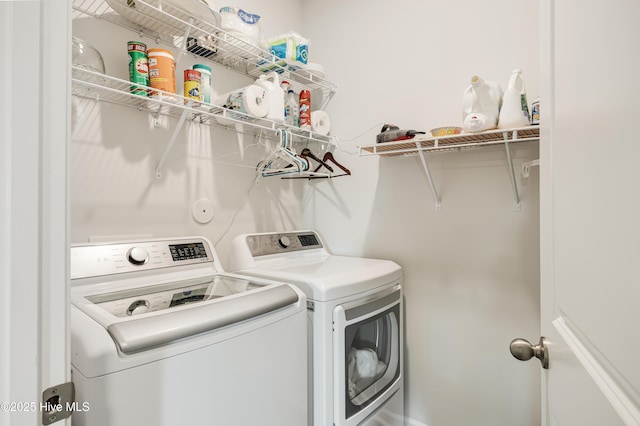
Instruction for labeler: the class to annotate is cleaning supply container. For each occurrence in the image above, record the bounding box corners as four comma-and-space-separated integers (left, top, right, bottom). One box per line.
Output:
128, 41, 149, 97
193, 64, 212, 105
255, 72, 284, 122
531, 97, 540, 125
299, 90, 311, 130
498, 69, 531, 128
148, 48, 176, 100
184, 69, 201, 105
462, 75, 503, 132
285, 89, 299, 127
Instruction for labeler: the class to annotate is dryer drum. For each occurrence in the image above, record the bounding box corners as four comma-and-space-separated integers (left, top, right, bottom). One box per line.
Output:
342, 301, 401, 418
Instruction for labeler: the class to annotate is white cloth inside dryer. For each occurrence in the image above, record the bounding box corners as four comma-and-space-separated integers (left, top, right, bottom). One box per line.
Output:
347, 348, 387, 400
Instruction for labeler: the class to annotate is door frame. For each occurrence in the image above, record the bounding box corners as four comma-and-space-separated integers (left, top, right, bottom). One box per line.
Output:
0, 0, 70, 424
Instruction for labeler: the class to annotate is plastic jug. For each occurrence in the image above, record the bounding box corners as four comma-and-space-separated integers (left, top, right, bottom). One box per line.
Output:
462, 75, 503, 133
255, 72, 284, 122
498, 69, 530, 129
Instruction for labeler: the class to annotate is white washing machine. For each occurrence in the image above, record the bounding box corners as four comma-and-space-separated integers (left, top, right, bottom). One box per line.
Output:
228, 230, 404, 426
70, 236, 307, 426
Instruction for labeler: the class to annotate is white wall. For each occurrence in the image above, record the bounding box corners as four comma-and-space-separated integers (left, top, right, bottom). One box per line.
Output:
301, 0, 541, 425
71, 0, 541, 425
71, 0, 309, 262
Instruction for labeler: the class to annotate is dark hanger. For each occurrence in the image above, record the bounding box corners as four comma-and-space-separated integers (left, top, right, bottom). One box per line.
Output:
281, 151, 351, 180
309, 152, 351, 179
301, 148, 333, 173
282, 148, 332, 172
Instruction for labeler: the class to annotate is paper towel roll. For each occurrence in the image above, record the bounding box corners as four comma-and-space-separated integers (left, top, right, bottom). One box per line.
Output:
304, 62, 325, 79
214, 84, 269, 118
311, 110, 331, 135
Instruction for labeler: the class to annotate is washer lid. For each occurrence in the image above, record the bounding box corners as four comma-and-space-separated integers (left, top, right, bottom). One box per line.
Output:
237, 254, 402, 301
72, 275, 300, 354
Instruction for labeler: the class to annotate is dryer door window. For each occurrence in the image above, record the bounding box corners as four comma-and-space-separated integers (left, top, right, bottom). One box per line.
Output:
342, 299, 400, 419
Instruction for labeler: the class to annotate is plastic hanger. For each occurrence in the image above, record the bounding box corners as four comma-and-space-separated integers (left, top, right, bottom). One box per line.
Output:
259, 130, 310, 177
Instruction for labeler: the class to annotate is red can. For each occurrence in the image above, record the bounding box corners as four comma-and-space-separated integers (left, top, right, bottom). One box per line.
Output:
299, 89, 311, 130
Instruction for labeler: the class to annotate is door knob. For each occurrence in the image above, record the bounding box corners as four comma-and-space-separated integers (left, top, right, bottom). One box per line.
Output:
509, 336, 549, 369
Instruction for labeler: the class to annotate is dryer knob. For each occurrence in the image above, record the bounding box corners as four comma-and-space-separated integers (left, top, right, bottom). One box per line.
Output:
278, 236, 291, 248
127, 247, 149, 265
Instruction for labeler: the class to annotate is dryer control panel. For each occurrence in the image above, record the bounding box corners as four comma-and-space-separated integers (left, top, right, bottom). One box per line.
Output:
246, 231, 323, 257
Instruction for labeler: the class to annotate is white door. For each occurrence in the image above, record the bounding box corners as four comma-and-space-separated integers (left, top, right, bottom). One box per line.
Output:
535, 0, 640, 424
0, 1, 70, 425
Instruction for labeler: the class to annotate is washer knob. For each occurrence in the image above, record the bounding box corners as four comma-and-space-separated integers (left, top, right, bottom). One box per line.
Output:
127, 247, 149, 265
126, 300, 150, 316
278, 236, 291, 248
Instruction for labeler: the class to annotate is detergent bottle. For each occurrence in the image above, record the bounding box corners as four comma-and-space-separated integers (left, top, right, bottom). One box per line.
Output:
462, 75, 503, 133
255, 72, 284, 122
498, 69, 530, 129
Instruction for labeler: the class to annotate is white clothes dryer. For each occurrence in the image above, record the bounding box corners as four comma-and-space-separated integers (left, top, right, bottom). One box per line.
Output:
70, 236, 307, 426
229, 230, 404, 426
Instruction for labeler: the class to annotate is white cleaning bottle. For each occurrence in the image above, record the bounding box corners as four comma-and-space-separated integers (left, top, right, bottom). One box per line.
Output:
255, 72, 284, 123
285, 89, 299, 127
462, 75, 503, 133
498, 69, 530, 129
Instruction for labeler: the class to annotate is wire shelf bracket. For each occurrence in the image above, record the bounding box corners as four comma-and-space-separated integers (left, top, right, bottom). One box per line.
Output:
415, 140, 441, 210
155, 108, 191, 179
503, 130, 521, 211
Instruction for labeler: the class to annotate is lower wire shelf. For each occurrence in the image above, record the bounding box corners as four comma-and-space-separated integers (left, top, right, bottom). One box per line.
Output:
71, 66, 335, 178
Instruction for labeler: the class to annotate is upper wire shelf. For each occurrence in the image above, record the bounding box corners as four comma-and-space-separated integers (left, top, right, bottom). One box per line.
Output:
72, 0, 337, 108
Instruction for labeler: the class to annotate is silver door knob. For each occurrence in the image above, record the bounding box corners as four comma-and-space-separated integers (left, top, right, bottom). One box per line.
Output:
509, 336, 549, 369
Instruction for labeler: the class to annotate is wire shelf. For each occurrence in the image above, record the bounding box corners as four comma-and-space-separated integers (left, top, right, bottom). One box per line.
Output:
72, 66, 335, 146
358, 127, 540, 157
358, 127, 540, 210
72, 0, 337, 108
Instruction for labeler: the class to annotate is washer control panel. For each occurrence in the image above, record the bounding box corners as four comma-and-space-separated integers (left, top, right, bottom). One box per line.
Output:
70, 238, 215, 279
246, 231, 323, 257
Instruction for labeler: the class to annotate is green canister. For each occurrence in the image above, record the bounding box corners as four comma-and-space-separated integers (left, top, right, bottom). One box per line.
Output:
128, 41, 149, 96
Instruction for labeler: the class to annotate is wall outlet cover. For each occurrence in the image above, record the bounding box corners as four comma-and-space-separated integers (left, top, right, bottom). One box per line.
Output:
192, 199, 214, 224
